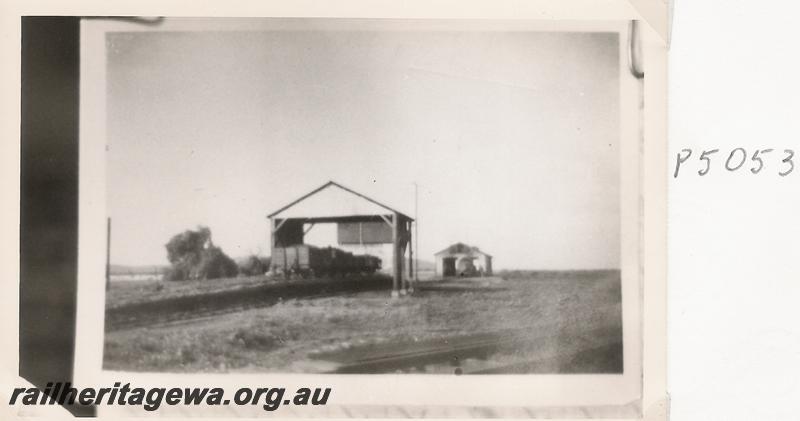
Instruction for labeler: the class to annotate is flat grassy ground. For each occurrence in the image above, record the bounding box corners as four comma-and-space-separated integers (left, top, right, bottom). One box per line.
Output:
103, 270, 622, 373
106, 275, 274, 309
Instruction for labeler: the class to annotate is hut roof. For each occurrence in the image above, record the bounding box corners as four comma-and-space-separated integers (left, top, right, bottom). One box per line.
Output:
435, 242, 492, 258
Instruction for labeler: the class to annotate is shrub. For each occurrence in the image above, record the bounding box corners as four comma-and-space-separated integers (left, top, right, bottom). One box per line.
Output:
229, 329, 280, 350
195, 246, 239, 280
164, 265, 189, 282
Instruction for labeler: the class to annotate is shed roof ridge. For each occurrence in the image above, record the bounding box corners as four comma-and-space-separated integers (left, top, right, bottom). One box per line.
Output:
267, 180, 413, 220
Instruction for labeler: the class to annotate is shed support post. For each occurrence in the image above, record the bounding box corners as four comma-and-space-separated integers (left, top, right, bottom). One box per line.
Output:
407, 220, 414, 294
268, 217, 275, 275
392, 213, 402, 298
400, 240, 407, 296
399, 218, 408, 296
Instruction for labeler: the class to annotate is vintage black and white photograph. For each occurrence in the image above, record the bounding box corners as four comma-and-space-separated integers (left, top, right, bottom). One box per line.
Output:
92, 18, 627, 376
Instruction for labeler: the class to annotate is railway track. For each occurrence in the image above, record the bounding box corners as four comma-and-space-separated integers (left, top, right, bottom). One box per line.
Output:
469, 341, 622, 374
110, 290, 345, 331
312, 327, 622, 374
105, 275, 392, 331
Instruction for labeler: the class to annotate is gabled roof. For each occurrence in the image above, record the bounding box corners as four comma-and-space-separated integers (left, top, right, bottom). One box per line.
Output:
267, 181, 413, 221
434, 242, 492, 258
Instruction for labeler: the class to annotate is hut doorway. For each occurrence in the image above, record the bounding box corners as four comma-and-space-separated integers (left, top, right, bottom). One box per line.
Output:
442, 257, 457, 277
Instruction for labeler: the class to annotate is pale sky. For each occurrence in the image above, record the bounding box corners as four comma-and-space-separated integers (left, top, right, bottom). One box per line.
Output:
106, 25, 620, 270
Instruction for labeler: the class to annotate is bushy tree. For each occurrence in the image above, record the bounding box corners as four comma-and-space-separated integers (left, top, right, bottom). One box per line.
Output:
164, 226, 238, 281
166, 226, 210, 268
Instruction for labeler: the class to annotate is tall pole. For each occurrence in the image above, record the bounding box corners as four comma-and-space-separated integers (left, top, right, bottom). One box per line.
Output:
414, 182, 419, 282
105, 217, 111, 291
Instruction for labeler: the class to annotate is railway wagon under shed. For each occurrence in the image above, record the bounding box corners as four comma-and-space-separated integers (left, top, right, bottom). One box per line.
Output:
268, 181, 415, 297
272, 244, 381, 276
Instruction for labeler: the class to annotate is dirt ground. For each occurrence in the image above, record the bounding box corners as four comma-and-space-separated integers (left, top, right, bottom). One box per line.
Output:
103, 270, 622, 374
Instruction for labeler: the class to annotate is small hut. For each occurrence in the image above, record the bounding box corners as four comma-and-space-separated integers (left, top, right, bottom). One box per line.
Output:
434, 243, 492, 277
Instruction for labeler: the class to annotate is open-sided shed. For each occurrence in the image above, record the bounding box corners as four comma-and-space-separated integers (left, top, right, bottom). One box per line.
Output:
267, 181, 415, 297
